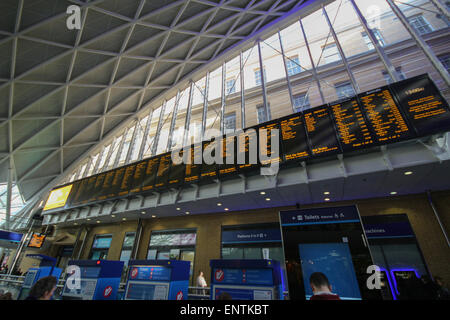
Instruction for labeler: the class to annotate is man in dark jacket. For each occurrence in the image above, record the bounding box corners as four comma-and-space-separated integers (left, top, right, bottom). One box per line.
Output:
309, 272, 341, 301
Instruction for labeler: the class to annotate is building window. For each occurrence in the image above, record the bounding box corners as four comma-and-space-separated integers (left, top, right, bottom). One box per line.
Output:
257, 104, 270, 124
224, 112, 236, 134
335, 82, 356, 100
382, 67, 406, 84
323, 43, 341, 64
254, 68, 266, 86
286, 56, 302, 76
89, 234, 112, 260
408, 15, 434, 35
362, 29, 385, 50
226, 79, 236, 95
119, 232, 136, 267
438, 54, 450, 73
293, 93, 311, 112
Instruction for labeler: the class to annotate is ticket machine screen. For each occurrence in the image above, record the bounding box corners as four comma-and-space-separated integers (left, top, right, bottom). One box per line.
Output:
125, 282, 169, 300
23, 269, 38, 288
298, 243, 362, 300
63, 278, 98, 300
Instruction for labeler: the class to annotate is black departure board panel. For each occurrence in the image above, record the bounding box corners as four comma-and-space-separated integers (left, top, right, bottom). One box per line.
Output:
155, 153, 171, 189
45, 74, 450, 212
358, 86, 412, 143
119, 164, 136, 196
185, 144, 201, 183
304, 106, 341, 156
390, 75, 450, 136
200, 140, 218, 180
130, 160, 147, 194
141, 157, 159, 192
168, 150, 185, 186
280, 113, 310, 162
219, 135, 238, 178
330, 98, 375, 151
258, 121, 282, 167
237, 127, 259, 173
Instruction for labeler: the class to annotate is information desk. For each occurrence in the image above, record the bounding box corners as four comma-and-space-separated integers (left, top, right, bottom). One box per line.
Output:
209, 259, 283, 300
18, 254, 62, 300
62, 260, 124, 300
124, 260, 190, 300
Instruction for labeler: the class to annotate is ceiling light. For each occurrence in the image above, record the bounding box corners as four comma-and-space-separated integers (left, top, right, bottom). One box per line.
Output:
122, 218, 126, 221
390, 192, 397, 195
87, 218, 91, 221
111, 215, 116, 218
96, 221, 100, 223
265, 198, 271, 201
217, 203, 222, 206
260, 191, 266, 195
324, 192, 330, 195
404, 171, 413, 175
151, 215, 156, 218
185, 211, 190, 215
176, 207, 181, 211
324, 198, 330, 202
141, 211, 146, 214
224, 208, 229, 211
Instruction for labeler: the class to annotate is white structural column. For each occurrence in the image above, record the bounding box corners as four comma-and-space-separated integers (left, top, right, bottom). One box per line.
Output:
299, 18, 326, 105
152, 100, 167, 156
5, 158, 13, 231
322, 5, 360, 95
138, 108, 154, 160
386, 0, 450, 87
220, 62, 226, 135
125, 120, 139, 164
239, 51, 246, 129
257, 40, 271, 121
277, 30, 296, 113
201, 72, 210, 139
167, 91, 181, 152
182, 82, 195, 147
349, 0, 399, 83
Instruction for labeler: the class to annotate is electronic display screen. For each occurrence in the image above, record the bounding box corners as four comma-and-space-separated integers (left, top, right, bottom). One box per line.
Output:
109, 167, 126, 198
304, 106, 341, 156
330, 98, 375, 151
258, 121, 282, 168
237, 127, 259, 173
200, 140, 218, 180
358, 86, 412, 143
119, 164, 136, 196
27, 233, 46, 248
155, 153, 171, 189
129, 160, 147, 194
81, 176, 97, 204
125, 282, 169, 300
168, 150, 185, 186
280, 113, 310, 162
298, 243, 362, 300
141, 157, 160, 192
184, 144, 202, 183
98, 170, 115, 200
390, 75, 450, 136
71, 179, 88, 206
63, 278, 98, 300
88, 173, 106, 202
43, 184, 73, 211
219, 135, 238, 178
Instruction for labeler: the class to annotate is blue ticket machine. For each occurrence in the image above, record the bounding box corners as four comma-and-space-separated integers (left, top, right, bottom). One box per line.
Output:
62, 260, 124, 300
210, 259, 283, 300
124, 260, 190, 300
18, 254, 62, 300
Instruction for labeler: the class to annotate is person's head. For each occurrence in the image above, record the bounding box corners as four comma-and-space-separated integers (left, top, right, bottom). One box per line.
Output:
309, 272, 332, 294
29, 276, 57, 300
199, 271, 203, 277
217, 292, 232, 300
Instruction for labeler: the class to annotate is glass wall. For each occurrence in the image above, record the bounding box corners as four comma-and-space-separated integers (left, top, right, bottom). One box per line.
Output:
68, 0, 449, 179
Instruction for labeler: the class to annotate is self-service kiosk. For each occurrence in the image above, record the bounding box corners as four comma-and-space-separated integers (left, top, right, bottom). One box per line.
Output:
210, 259, 283, 300
124, 260, 190, 300
18, 254, 62, 300
61, 260, 124, 300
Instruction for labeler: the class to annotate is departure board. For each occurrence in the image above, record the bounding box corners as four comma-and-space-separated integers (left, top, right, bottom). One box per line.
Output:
330, 98, 375, 151
130, 160, 147, 194
65, 180, 80, 208
141, 157, 160, 192
200, 140, 218, 180
390, 75, 450, 136
237, 127, 259, 173
280, 113, 310, 162
258, 121, 282, 167
119, 165, 136, 196
98, 170, 115, 200
110, 167, 126, 198
184, 144, 201, 183
168, 150, 185, 186
89, 173, 106, 202
358, 87, 412, 143
72, 179, 88, 206
82, 176, 97, 204
304, 106, 341, 156
219, 135, 238, 178
155, 153, 171, 189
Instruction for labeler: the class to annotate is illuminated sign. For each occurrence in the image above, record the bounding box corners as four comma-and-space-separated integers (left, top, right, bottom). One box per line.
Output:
27, 233, 46, 248
43, 184, 73, 211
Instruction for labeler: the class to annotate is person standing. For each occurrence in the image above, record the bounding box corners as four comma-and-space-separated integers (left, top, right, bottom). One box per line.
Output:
196, 271, 208, 296
309, 272, 341, 301
25, 276, 57, 300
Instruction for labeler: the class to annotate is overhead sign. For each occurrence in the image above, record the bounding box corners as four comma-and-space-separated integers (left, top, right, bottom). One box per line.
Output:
43, 75, 450, 212
0, 230, 23, 243
280, 205, 361, 226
